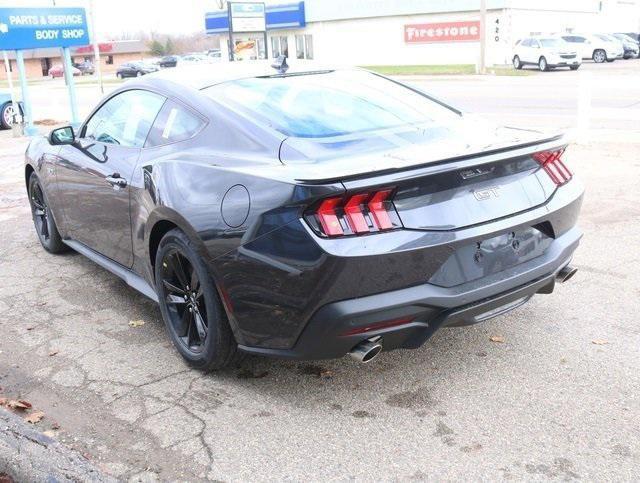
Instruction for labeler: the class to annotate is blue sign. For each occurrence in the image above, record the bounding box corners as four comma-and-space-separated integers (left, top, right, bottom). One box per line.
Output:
0, 7, 89, 51
206, 2, 305, 34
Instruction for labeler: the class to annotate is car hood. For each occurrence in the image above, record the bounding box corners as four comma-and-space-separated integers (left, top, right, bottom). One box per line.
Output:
278, 115, 561, 182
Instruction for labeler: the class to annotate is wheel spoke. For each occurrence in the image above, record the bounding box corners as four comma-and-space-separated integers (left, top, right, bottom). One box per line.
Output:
190, 268, 199, 294
193, 308, 207, 340
40, 217, 49, 239
169, 252, 190, 290
33, 208, 45, 217
173, 307, 190, 337
166, 294, 187, 305
163, 279, 185, 296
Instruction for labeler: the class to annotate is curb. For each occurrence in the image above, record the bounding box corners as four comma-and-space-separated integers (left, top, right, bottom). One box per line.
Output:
0, 408, 115, 482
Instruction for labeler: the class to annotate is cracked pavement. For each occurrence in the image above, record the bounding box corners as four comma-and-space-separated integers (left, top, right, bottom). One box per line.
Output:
1, 66, 640, 481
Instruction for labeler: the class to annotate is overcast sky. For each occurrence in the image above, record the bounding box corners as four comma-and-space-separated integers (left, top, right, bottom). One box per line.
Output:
0, 0, 243, 38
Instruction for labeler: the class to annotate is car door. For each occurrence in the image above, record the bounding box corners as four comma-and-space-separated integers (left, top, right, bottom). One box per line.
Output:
55, 89, 166, 267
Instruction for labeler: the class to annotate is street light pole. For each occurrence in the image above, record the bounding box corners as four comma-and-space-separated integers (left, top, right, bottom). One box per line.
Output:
479, 0, 487, 74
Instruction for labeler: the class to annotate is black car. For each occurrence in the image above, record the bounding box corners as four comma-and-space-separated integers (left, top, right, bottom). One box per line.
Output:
116, 61, 159, 78
159, 55, 179, 68
25, 63, 584, 370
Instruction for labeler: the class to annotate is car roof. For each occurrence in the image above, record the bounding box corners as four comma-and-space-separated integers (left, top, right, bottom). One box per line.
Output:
142, 60, 347, 90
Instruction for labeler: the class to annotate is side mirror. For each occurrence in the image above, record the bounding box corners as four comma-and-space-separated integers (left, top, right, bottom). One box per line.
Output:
49, 126, 75, 145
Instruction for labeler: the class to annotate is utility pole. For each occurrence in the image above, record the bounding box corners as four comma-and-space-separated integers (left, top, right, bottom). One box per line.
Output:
88, 0, 104, 93
479, 0, 487, 74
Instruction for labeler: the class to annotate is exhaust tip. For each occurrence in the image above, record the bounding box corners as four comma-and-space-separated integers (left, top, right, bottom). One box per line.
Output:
557, 265, 578, 283
349, 339, 383, 363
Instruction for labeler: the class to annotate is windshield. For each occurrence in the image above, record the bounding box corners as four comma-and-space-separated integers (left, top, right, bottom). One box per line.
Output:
540, 38, 563, 47
203, 70, 460, 138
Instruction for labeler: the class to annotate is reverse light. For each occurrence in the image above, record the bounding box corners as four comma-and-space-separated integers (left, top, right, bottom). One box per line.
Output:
532, 148, 572, 186
307, 188, 402, 238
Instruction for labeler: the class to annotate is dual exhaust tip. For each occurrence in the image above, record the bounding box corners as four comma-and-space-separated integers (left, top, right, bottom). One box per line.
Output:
557, 264, 578, 284
349, 337, 383, 363
349, 265, 577, 363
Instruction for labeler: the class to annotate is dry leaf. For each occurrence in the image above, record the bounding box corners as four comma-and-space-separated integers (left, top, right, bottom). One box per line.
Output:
43, 430, 56, 438
129, 320, 145, 328
592, 339, 609, 345
48, 350, 59, 357
7, 400, 32, 411
26, 326, 35, 331
319, 369, 333, 378
25, 411, 44, 424
489, 335, 505, 343
0, 397, 7, 406
51, 422, 60, 430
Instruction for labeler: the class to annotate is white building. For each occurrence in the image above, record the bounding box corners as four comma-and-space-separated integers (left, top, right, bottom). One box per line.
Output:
205, 0, 640, 66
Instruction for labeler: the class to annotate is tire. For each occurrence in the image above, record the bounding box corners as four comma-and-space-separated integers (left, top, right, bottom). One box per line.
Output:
155, 229, 239, 371
117, 72, 123, 79
606, 58, 615, 63
1, 102, 16, 129
569, 65, 580, 71
28, 172, 68, 254
136, 71, 143, 77
512, 55, 522, 70
593, 49, 606, 63
538, 56, 549, 71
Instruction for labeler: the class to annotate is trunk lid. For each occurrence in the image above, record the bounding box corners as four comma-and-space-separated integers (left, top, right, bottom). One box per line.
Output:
280, 119, 565, 231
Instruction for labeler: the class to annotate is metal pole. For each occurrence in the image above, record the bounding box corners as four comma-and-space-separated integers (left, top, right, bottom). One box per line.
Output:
62, 47, 80, 126
2, 51, 22, 132
479, 0, 487, 74
88, 0, 104, 94
15, 50, 38, 136
228, 2, 234, 61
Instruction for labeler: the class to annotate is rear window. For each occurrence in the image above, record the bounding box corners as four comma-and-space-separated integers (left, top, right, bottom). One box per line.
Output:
202, 70, 459, 138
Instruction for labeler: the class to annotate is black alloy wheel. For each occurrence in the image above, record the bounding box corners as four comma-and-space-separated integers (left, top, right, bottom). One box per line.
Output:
155, 229, 238, 370
28, 172, 67, 253
161, 248, 208, 353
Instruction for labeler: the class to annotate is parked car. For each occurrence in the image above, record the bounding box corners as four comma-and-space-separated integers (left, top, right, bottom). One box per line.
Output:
560, 34, 623, 62
116, 61, 159, 78
159, 55, 179, 68
177, 54, 216, 66
48, 64, 81, 78
24, 62, 583, 370
73, 60, 95, 75
611, 33, 640, 58
513, 36, 581, 71
207, 49, 222, 60
0, 92, 24, 129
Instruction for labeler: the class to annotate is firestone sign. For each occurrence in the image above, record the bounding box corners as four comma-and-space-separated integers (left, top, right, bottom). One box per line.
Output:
0, 7, 89, 50
405, 21, 480, 43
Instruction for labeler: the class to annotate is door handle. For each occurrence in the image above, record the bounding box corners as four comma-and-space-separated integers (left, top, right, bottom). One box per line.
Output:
106, 174, 127, 188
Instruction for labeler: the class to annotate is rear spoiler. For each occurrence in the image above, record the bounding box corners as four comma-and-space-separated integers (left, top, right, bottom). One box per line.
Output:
294, 133, 567, 185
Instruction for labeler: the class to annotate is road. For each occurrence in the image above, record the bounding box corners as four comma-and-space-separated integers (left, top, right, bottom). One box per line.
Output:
0, 60, 639, 481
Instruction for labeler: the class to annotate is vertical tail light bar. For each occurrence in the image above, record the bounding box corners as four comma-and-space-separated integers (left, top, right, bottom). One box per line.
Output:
306, 188, 402, 238
532, 148, 572, 186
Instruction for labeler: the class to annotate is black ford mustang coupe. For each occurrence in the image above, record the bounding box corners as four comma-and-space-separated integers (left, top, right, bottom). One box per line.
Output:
25, 61, 583, 370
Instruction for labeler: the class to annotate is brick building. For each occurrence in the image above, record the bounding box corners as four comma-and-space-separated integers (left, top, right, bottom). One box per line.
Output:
1, 40, 148, 80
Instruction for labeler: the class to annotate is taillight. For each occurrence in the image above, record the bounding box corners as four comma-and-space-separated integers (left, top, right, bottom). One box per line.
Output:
306, 188, 402, 238
532, 148, 572, 186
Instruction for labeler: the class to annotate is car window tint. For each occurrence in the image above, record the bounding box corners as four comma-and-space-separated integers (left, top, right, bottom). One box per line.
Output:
146, 100, 205, 147
84, 90, 165, 148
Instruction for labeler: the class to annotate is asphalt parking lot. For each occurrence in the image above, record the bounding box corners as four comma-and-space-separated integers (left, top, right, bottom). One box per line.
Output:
1, 60, 639, 481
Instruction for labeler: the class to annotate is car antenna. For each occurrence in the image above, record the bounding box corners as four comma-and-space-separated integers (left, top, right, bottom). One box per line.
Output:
271, 55, 289, 74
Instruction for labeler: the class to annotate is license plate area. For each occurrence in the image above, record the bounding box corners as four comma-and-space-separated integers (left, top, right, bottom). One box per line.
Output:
429, 225, 553, 288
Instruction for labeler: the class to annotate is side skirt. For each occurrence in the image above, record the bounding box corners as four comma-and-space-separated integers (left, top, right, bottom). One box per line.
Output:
63, 239, 159, 303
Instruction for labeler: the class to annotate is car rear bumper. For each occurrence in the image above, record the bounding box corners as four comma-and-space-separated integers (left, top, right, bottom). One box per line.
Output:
238, 225, 582, 360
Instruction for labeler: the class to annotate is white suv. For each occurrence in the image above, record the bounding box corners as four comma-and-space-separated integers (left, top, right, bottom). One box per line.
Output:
560, 34, 624, 63
513, 37, 581, 71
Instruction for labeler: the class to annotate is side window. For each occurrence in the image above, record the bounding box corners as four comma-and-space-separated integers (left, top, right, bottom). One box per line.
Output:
531, 39, 540, 48
145, 100, 205, 147
83, 90, 165, 148
521, 38, 531, 47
